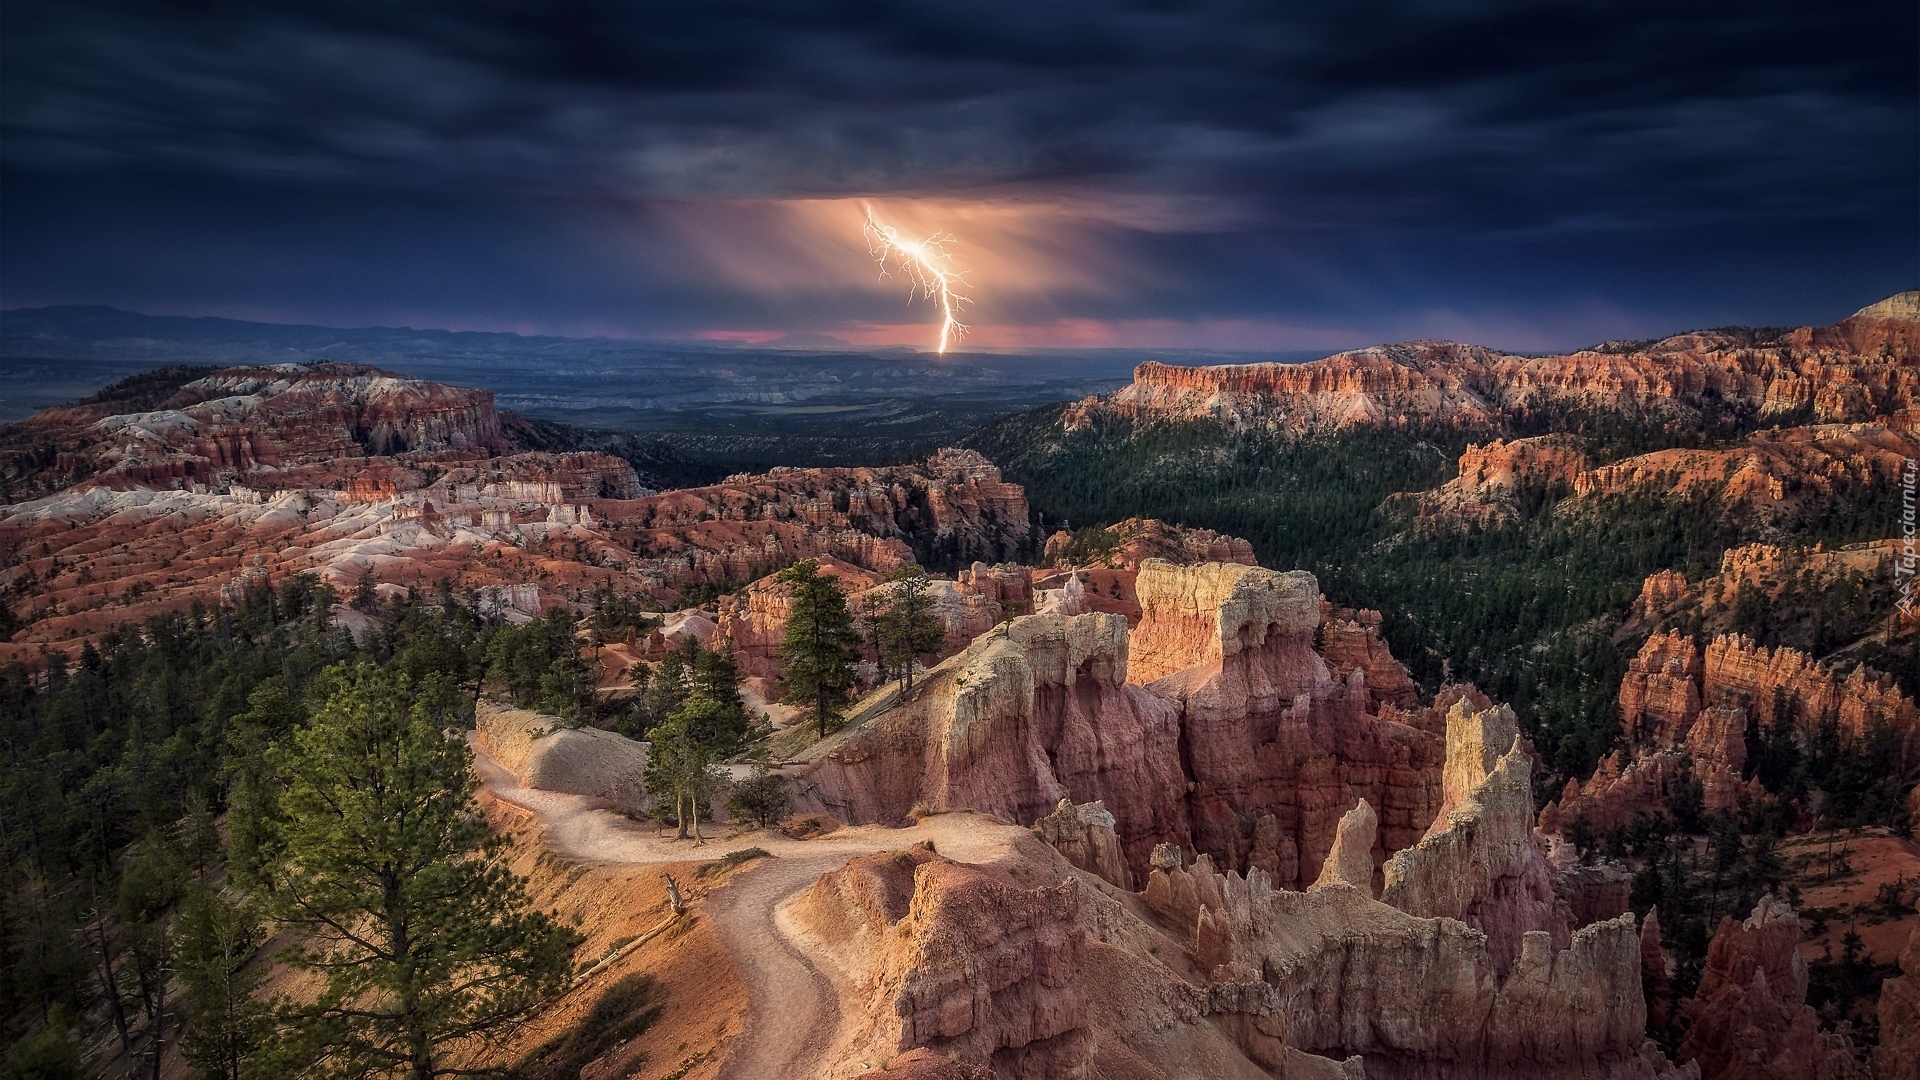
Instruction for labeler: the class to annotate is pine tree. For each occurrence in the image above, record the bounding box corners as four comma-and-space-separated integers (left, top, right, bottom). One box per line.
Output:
777, 560, 861, 738
172, 884, 269, 1080
644, 646, 765, 843
875, 566, 944, 694
260, 663, 580, 1080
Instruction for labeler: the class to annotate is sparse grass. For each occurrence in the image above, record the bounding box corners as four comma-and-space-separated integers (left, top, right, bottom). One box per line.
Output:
513, 973, 663, 1080
779, 812, 842, 839
695, 847, 769, 878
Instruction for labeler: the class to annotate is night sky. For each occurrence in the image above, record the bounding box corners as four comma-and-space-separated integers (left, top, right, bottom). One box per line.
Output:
2, 1, 1914, 353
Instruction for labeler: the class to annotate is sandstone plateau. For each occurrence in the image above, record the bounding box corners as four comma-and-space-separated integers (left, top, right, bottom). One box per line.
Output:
1064, 295, 1919, 437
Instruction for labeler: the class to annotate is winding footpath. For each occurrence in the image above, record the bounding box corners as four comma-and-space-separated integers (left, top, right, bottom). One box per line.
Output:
471, 741, 1019, 1080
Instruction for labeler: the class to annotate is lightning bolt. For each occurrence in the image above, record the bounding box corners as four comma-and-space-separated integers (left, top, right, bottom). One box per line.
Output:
862, 207, 970, 354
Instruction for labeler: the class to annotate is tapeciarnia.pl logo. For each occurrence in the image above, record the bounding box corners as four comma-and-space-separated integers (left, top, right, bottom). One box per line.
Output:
1899, 458, 1917, 621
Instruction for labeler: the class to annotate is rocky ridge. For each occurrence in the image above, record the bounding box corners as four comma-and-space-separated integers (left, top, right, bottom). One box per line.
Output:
1542, 631, 1920, 838
1408, 420, 1917, 530
1063, 295, 1920, 437
792, 561, 1450, 890
0, 364, 1032, 660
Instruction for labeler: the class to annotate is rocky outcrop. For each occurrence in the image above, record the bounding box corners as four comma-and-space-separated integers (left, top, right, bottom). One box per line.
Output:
1308, 800, 1376, 895
712, 557, 886, 679
596, 448, 1031, 595
474, 702, 649, 812
1676, 897, 1865, 1080
1380, 699, 1569, 973
1544, 631, 1920, 839
1126, 559, 1324, 687
1042, 517, 1257, 569
1131, 561, 1445, 890
1315, 604, 1422, 712
4, 363, 515, 499
1032, 799, 1133, 890
1629, 541, 1902, 638
795, 832, 1357, 1080
1064, 295, 1920, 437
1877, 918, 1920, 1080
794, 845, 1091, 1080
1642, 908, 1675, 1034
1632, 569, 1691, 624
1405, 420, 1917, 532
1409, 435, 1588, 528
794, 562, 1448, 890
1143, 851, 1676, 1079
1570, 422, 1918, 519
796, 612, 1193, 881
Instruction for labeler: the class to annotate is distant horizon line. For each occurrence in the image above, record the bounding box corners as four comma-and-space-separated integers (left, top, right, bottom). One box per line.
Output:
0, 302, 1341, 359
2, 292, 1905, 360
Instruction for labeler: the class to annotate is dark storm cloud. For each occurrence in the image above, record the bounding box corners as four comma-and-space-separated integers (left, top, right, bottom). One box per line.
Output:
1, 0, 1914, 346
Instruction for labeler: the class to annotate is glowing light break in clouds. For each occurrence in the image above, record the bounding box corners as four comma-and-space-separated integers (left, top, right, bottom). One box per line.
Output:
861, 205, 971, 353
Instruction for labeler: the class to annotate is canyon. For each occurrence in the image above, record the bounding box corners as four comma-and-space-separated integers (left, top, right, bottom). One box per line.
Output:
0, 364, 1035, 664
8, 294, 1920, 1079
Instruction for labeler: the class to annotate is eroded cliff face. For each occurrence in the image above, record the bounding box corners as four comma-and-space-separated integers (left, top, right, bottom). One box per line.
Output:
795, 611, 1194, 880
1143, 849, 1670, 1079
712, 557, 888, 679
1064, 296, 1919, 437
795, 561, 1445, 891
1064, 344, 1510, 433
1130, 560, 1446, 890
1409, 420, 1917, 532
1381, 700, 1570, 974
1627, 541, 1899, 638
5, 364, 512, 497
1676, 898, 1866, 1080
791, 836, 1358, 1080
1569, 421, 1918, 517
793, 844, 1092, 1080
788, 561, 1696, 1077
589, 448, 1030, 595
0, 425, 1029, 661
1408, 435, 1589, 528
1543, 631, 1920, 838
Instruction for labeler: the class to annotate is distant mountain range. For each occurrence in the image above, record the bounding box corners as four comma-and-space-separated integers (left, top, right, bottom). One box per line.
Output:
0, 304, 1316, 470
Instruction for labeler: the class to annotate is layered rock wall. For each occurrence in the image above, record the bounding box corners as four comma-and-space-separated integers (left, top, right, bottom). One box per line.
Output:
1066, 298, 1919, 437
797, 612, 1193, 880
1143, 853, 1666, 1079
796, 561, 1446, 892
1546, 630, 1920, 838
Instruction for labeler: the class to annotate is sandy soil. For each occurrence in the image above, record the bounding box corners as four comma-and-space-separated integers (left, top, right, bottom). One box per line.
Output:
1781, 828, 1920, 966
473, 740, 1025, 1080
